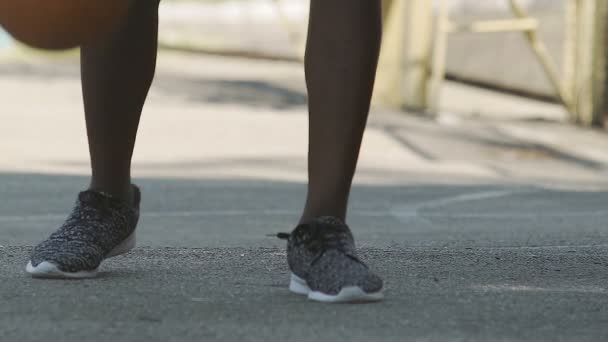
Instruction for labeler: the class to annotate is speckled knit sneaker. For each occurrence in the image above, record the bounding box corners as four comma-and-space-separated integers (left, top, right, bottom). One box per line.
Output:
279, 216, 383, 303
26, 185, 141, 279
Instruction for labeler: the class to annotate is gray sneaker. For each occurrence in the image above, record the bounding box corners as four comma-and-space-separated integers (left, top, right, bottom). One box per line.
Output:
279, 216, 383, 303
26, 185, 140, 278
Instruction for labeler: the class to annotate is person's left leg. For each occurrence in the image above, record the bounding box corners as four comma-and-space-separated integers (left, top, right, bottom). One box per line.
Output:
27, 0, 159, 278
280, 0, 384, 303
300, 0, 382, 224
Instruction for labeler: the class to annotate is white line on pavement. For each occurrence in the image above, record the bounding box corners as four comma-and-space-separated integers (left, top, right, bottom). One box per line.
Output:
390, 189, 521, 222
471, 284, 607, 294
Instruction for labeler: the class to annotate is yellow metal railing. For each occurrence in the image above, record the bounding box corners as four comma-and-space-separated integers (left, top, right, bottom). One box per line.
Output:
269, 0, 608, 126
374, 0, 608, 127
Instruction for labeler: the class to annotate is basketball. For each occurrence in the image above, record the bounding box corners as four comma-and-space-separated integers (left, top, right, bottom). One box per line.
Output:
0, 0, 130, 50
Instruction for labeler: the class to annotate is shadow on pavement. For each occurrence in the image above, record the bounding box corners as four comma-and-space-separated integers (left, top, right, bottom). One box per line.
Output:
2, 171, 608, 249
0, 61, 308, 110
154, 74, 307, 110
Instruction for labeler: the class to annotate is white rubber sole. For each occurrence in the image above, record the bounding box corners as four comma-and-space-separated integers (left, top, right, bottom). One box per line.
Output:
26, 232, 136, 279
289, 273, 384, 303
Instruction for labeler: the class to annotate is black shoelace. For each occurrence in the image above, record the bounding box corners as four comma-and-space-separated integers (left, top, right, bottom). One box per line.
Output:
277, 222, 363, 266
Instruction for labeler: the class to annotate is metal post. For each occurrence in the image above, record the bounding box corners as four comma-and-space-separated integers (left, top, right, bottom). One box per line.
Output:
427, 0, 449, 114
562, 0, 577, 122
509, 0, 575, 115
571, 0, 608, 126
374, 0, 433, 111
589, 0, 608, 126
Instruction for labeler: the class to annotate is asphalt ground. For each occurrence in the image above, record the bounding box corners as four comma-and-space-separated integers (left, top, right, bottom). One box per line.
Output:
2, 174, 608, 341
1, 51, 608, 341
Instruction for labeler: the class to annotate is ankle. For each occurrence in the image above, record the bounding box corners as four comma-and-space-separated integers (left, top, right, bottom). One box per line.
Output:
299, 210, 346, 225
88, 182, 134, 205
301, 189, 350, 224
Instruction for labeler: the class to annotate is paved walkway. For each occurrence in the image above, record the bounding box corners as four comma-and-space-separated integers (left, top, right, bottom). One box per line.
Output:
1, 51, 608, 341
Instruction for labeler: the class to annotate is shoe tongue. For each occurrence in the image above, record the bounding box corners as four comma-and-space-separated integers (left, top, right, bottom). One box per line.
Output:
78, 190, 120, 208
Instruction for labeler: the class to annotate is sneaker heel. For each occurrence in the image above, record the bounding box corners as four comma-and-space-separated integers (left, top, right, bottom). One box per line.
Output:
107, 232, 136, 258
289, 273, 311, 295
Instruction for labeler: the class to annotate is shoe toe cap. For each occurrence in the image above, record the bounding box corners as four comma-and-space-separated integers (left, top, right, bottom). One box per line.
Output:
357, 273, 383, 293
307, 261, 384, 295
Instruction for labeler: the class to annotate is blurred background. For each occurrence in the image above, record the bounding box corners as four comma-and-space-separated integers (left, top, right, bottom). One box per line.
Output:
3, 0, 608, 248
156, 0, 601, 123
3, 2, 608, 339
1, 0, 608, 189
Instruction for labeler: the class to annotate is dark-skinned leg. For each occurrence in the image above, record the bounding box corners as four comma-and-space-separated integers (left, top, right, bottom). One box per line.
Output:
282, 0, 383, 303
300, 0, 382, 224
81, 0, 160, 203
27, 0, 159, 278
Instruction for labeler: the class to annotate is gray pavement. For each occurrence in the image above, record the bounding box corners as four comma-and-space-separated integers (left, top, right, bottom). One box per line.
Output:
2, 245, 608, 342
1, 51, 608, 341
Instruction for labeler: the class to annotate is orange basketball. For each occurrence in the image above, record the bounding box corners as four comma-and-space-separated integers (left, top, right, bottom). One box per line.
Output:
0, 0, 130, 50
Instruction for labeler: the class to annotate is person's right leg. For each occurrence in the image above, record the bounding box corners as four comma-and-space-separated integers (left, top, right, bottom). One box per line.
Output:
27, 0, 159, 278
82, 0, 160, 202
